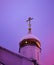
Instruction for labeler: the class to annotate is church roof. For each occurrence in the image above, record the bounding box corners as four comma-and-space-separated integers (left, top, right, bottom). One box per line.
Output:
19, 33, 41, 50
20, 34, 39, 40
0, 46, 33, 65
19, 17, 41, 51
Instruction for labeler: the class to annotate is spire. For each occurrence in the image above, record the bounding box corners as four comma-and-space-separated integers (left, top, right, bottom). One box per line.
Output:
26, 17, 33, 34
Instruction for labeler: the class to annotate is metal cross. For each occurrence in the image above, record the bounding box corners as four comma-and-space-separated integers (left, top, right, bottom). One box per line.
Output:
26, 17, 33, 28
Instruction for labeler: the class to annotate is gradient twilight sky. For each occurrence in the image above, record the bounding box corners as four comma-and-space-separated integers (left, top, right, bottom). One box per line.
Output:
0, 0, 54, 65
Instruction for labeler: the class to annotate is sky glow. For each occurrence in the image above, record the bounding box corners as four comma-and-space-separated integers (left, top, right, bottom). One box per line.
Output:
0, 0, 54, 65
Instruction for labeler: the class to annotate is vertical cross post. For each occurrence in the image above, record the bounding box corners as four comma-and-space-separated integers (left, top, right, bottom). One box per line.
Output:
26, 17, 33, 33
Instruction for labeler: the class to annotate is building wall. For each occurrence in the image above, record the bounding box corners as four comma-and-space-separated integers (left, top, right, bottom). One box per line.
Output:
20, 46, 40, 63
0, 47, 33, 65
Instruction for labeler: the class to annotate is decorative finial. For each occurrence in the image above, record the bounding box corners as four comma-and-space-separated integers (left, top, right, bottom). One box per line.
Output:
26, 17, 33, 33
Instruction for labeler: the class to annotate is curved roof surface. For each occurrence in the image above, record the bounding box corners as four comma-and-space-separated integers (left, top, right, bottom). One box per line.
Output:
19, 33, 41, 50
20, 33, 40, 41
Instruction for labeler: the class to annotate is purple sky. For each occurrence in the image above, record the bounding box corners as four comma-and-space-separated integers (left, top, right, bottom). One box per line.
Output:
0, 0, 54, 65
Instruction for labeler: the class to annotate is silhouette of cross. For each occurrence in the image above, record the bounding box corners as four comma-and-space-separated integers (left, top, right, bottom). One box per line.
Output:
26, 17, 33, 28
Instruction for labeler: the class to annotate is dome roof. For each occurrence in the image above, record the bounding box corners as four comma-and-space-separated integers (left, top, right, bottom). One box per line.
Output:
20, 34, 39, 40
19, 17, 41, 52
19, 33, 41, 50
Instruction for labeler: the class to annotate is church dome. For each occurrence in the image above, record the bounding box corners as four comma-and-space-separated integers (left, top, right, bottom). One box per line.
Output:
19, 17, 41, 51
19, 33, 41, 49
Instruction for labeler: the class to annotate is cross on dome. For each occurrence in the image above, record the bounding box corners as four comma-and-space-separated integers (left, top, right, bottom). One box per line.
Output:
26, 17, 33, 33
